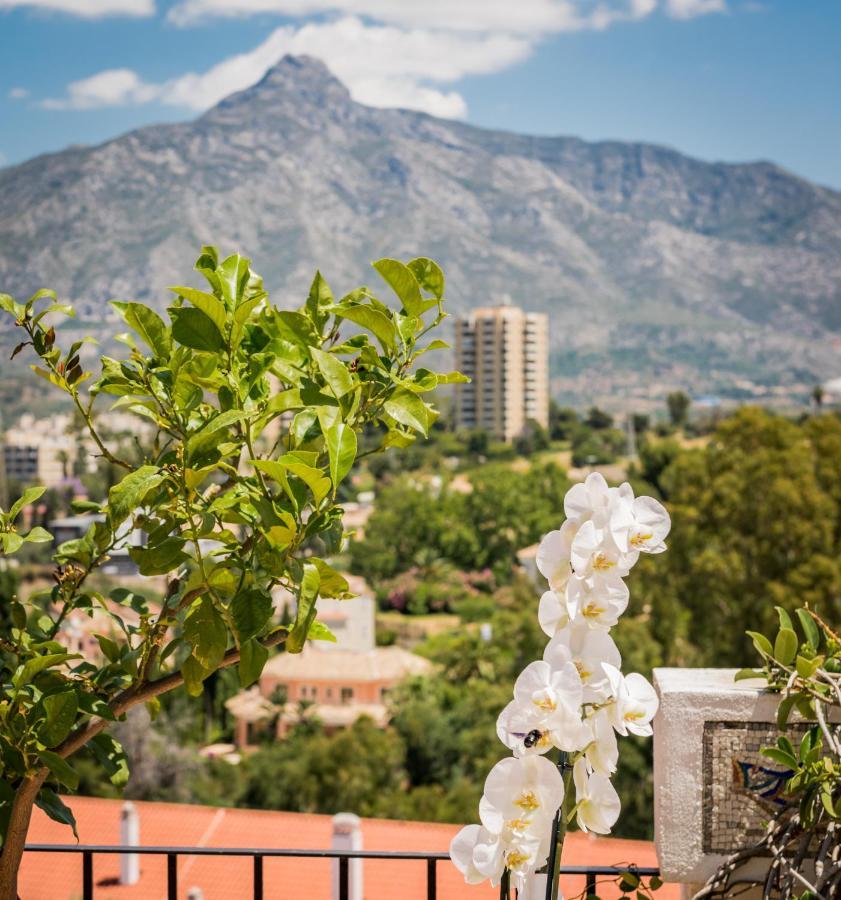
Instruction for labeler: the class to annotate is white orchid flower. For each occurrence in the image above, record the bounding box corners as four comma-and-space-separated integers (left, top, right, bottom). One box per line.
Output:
583, 708, 619, 776
497, 699, 554, 756
480, 755, 564, 839
570, 519, 637, 579
603, 663, 659, 736
536, 520, 576, 593
566, 573, 629, 629
564, 472, 613, 525
512, 660, 589, 752
543, 624, 621, 701
449, 824, 492, 884
538, 589, 570, 637
573, 759, 621, 834
610, 485, 671, 555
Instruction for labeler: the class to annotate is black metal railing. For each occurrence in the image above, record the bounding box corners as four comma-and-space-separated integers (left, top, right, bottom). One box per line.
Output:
23, 843, 660, 899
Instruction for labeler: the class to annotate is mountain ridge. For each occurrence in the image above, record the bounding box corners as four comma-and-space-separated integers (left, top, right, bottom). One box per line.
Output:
1, 54, 839, 405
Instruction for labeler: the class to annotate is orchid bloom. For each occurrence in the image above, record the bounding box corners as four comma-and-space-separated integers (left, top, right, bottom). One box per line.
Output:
573, 759, 621, 834
566, 573, 629, 629
536, 520, 576, 594
610, 485, 671, 555
603, 663, 659, 736
564, 471, 613, 525
451, 474, 670, 891
570, 519, 637, 580
543, 623, 620, 702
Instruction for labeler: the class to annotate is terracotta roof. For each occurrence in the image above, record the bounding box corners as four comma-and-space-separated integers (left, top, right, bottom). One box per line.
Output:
21, 796, 678, 900
262, 645, 432, 682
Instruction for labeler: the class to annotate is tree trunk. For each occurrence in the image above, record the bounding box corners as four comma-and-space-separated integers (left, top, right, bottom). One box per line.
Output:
0, 773, 47, 900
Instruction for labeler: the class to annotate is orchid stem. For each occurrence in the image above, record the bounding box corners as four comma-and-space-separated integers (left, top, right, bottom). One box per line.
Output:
545, 752, 573, 900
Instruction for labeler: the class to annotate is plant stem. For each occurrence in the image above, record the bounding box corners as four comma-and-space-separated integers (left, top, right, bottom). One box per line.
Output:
545, 752, 574, 900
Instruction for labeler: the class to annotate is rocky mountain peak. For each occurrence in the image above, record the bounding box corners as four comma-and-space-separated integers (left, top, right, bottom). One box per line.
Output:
204, 54, 353, 123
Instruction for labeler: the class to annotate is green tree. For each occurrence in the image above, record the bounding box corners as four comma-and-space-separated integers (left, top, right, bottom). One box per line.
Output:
635, 408, 841, 666
548, 402, 579, 441
666, 390, 691, 427
0, 249, 456, 895
585, 406, 613, 430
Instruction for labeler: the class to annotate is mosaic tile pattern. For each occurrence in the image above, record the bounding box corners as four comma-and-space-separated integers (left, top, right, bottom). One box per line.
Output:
702, 720, 808, 853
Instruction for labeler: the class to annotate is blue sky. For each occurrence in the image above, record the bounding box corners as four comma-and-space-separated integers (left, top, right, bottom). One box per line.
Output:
1, 0, 839, 189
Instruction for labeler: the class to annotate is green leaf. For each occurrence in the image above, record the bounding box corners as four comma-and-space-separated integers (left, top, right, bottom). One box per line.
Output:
1, 532, 24, 554
129, 537, 188, 576
384, 389, 430, 436
306, 270, 333, 328
796, 609, 821, 652
761, 747, 797, 769
373, 259, 434, 317
307, 620, 337, 643
796, 654, 821, 679
775, 628, 798, 665
170, 286, 228, 334
40, 690, 78, 748
108, 465, 164, 528
734, 668, 765, 681
747, 630, 773, 658
776, 606, 794, 632
13, 652, 76, 688
181, 654, 210, 697
111, 301, 171, 358
89, 733, 129, 787
23, 526, 53, 544
287, 561, 320, 653
324, 422, 357, 493
35, 787, 78, 840
231, 590, 273, 641
255, 456, 331, 506
407, 257, 445, 300
40, 750, 79, 790
333, 305, 396, 353
311, 558, 350, 598
183, 596, 228, 670
8, 485, 46, 522
777, 695, 797, 729
169, 306, 224, 352
311, 347, 354, 399
238, 638, 269, 688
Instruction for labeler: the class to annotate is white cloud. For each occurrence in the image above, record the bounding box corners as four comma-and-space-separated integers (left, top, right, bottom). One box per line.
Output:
42, 68, 160, 109
8, 87, 30, 100
0, 0, 153, 16
664, 0, 726, 18
167, 0, 667, 32
43, 17, 530, 117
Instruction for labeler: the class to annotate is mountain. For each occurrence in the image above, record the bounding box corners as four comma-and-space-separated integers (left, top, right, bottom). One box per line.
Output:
1, 54, 839, 407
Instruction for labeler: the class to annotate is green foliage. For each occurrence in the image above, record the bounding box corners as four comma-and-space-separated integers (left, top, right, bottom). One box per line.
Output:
666, 390, 690, 427
571, 425, 625, 467
350, 463, 569, 583
0, 249, 455, 846
634, 408, 841, 665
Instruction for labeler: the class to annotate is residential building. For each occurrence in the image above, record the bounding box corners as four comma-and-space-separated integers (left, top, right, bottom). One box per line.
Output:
227, 576, 431, 746
453, 302, 549, 442
2, 413, 78, 487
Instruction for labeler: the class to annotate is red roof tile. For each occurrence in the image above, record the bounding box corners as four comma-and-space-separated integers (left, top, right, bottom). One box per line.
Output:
21, 796, 678, 899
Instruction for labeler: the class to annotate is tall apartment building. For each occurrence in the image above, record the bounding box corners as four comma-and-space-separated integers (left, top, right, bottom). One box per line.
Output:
454, 303, 549, 442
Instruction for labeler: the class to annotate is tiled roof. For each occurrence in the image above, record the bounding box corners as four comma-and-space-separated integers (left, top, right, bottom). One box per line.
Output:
21, 796, 678, 899
261, 645, 432, 682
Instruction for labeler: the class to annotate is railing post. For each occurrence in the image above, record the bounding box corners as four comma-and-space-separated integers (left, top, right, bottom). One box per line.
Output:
82, 850, 93, 900
426, 857, 437, 900
339, 856, 349, 900
167, 852, 178, 900
253, 853, 264, 900
586, 871, 597, 896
